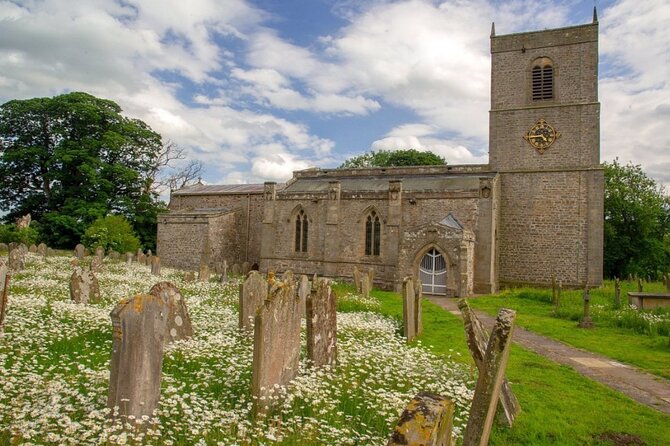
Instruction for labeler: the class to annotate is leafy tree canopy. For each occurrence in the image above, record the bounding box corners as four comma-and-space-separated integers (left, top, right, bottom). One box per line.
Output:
0, 92, 164, 248
603, 159, 670, 279
82, 215, 141, 254
339, 149, 446, 168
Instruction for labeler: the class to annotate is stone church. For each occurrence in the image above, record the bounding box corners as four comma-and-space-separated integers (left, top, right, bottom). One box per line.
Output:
157, 15, 603, 296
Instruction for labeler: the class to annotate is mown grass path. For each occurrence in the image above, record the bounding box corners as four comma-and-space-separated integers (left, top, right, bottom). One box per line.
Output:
428, 296, 670, 415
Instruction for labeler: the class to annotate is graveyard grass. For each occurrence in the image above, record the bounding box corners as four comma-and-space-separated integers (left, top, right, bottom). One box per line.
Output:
467, 282, 670, 380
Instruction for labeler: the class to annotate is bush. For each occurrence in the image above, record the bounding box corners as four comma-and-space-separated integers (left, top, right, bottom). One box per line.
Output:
81, 215, 140, 254
0, 224, 40, 245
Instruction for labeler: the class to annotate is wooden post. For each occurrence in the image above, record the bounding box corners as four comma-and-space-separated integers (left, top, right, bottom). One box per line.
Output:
637, 278, 643, 293
614, 277, 621, 309
578, 286, 594, 328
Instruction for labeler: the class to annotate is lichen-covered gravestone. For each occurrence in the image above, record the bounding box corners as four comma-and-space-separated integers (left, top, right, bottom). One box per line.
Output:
69, 268, 101, 304
403, 277, 422, 342
297, 274, 310, 318
306, 278, 337, 368
198, 261, 210, 282
231, 263, 241, 276
149, 282, 193, 343
0, 260, 9, 331
29, 244, 37, 253
0, 243, 7, 252
125, 252, 133, 265
239, 271, 268, 331
184, 271, 196, 282
360, 274, 371, 298
95, 246, 105, 259
90, 255, 103, 273
219, 260, 228, 283
353, 266, 362, 292
387, 392, 455, 446
37, 243, 47, 256
241, 261, 250, 275
251, 273, 302, 415
145, 254, 152, 266
8, 248, 25, 272
462, 308, 517, 446
108, 294, 169, 420
136, 249, 145, 264
151, 256, 161, 276
74, 244, 86, 259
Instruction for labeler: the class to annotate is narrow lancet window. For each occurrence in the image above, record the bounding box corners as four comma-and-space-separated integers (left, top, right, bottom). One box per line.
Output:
295, 210, 308, 252
532, 58, 554, 101
365, 211, 381, 256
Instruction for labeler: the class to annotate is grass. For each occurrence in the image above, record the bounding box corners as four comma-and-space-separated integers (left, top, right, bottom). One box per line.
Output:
333, 284, 670, 446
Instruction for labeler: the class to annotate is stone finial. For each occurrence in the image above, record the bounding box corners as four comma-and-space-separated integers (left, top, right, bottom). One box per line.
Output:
239, 271, 269, 331
108, 294, 169, 420
387, 392, 455, 446
149, 282, 193, 343
306, 278, 337, 368
593, 6, 598, 23
69, 267, 101, 304
490, 22, 496, 37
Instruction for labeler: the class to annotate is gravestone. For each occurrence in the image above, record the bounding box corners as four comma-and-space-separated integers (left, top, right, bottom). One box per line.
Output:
145, 254, 152, 266
615, 277, 621, 309
403, 277, 418, 341
184, 271, 196, 282
198, 261, 210, 282
0, 243, 7, 252
239, 271, 268, 331
29, 244, 37, 253
147, 249, 152, 257
90, 255, 103, 273
0, 260, 9, 331
109, 251, 120, 260
108, 294, 168, 420
136, 249, 145, 264
462, 308, 517, 446
149, 281, 193, 342
8, 248, 24, 272
251, 273, 302, 415
46, 248, 55, 256
74, 244, 86, 259
18, 243, 28, 255
353, 267, 362, 292
637, 278, 643, 293
69, 258, 79, 267
387, 392, 455, 446
414, 281, 424, 335
242, 261, 250, 275
367, 268, 375, 288
457, 299, 520, 427
151, 256, 161, 276
551, 274, 556, 304
15, 213, 31, 229
95, 246, 105, 259
360, 274, 371, 298
219, 260, 228, 283
231, 263, 241, 276
306, 277, 337, 367
8, 242, 17, 252
69, 268, 101, 304
125, 252, 133, 265
297, 274, 310, 318
37, 243, 47, 256
578, 286, 594, 328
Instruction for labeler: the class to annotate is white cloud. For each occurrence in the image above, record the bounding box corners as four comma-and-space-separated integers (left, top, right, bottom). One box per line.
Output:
251, 152, 312, 182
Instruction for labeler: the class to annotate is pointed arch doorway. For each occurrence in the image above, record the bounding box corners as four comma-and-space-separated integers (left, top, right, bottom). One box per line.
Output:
419, 248, 447, 295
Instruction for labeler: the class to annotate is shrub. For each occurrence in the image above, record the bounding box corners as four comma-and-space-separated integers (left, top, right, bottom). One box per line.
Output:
0, 224, 40, 245
81, 215, 140, 254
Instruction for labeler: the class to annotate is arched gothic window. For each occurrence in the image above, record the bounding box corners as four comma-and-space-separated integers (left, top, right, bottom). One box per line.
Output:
294, 209, 308, 252
532, 57, 554, 101
365, 211, 381, 256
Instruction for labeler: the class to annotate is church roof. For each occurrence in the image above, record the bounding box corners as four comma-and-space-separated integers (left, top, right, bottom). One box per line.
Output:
172, 183, 275, 195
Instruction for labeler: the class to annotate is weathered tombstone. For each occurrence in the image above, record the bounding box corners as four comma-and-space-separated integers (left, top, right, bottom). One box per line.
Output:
551, 274, 556, 304
15, 213, 31, 229
8, 242, 17, 252
198, 261, 210, 282
387, 392, 455, 446
242, 261, 250, 275
231, 263, 241, 276
46, 247, 55, 257
251, 274, 302, 415
462, 308, 517, 446
8, 248, 24, 272
297, 274, 310, 318
108, 294, 168, 420
183, 271, 196, 282
353, 266, 362, 292
637, 278, 643, 293
151, 256, 161, 276
149, 282, 193, 342
239, 271, 268, 331
306, 278, 337, 367
136, 249, 145, 264
367, 268, 375, 288
90, 255, 103, 273
403, 277, 418, 342
145, 254, 152, 266
360, 274, 371, 298
414, 281, 424, 335
109, 251, 120, 260
18, 243, 28, 255
147, 249, 152, 257
614, 277, 621, 309
95, 246, 105, 259
578, 286, 594, 328
69, 258, 79, 267
74, 244, 86, 259
29, 244, 37, 253
37, 243, 47, 256
69, 267, 101, 304
125, 252, 133, 265
0, 260, 10, 331
556, 280, 562, 309
457, 299, 520, 427
219, 260, 228, 284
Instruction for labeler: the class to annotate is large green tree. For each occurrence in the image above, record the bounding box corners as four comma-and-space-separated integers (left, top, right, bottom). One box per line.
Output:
339, 149, 446, 168
0, 92, 163, 248
603, 159, 670, 279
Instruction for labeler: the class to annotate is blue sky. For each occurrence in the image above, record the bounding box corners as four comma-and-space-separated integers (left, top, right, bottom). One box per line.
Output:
1, 0, 668, 193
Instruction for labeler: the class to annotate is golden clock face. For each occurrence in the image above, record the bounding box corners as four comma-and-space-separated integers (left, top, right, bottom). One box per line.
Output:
523, 118, 561, 153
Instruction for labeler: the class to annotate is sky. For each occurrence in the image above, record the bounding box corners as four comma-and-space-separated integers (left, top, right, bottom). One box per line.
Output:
1, 0, 669, 192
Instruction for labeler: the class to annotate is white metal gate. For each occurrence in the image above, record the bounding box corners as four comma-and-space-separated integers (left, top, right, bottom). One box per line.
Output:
419, 249, 447, 295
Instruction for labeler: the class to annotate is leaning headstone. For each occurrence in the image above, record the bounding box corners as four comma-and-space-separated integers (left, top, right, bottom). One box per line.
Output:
198, 261, 210, 282
74, 244, 86, 259
108, 294, 168, 420
578, 286, 594, 328
37, 243, 47, 256
219, 260, 228, 283
90, 255, 103, 273
297, 274, 310, 318
614, 277, 621, 309
387, 392, 455, 446
242, 261, 250, 275
239, 271, 268, 331
69, 268, 101, 304
95, 246, 105, 259
183, 271, 196, 282
403, 277, 418, 342
457, 299, 520, 427
353, 267, 362, 292
125, 252, 133, 265
231, 263, 241, 276
151, 256, 161, 276
8, 249, 24, 272
29, 244, 37, 253
149, 282, 193, 343
462, 308, 517, 446
306, 278, 337, 367
0, 260, 9, 331
251, 274, 302, 415
360, 274, 371, 298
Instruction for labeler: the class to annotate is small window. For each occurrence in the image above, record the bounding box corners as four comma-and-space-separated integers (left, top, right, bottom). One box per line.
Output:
295, 210, 308, 252
365, 211, 381, 256
532, 58, 554, 101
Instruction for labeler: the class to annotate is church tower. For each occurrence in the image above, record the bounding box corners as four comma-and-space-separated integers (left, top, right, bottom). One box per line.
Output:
489, 12, 603, 287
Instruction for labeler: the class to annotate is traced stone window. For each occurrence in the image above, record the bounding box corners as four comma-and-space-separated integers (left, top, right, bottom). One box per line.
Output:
295, 209, 308, 253
365, 211, 381, 256
531, 57, 554, 101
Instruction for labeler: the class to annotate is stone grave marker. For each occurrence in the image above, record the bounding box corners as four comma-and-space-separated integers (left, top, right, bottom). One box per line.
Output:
367, 268, 375, 288
414, 280, 424, 335
69, 258, 79, 267
306, 277, 337, 367
242, 261, 250, 275
46, 247, 55, 256
239, 271, 268, 331
149, 281, 193, 342
360, 274, 371, 298
109, 251, 120, 260
0, 260, 9, 331
251, 273, 301, 415
8, 248, 24, 272
198, 261, 210, 282
69, 267, 101, 304
231, 263, 241, 276
108, 294, 168, 420
353, 266, 362, 292
29, 244, 37, 253
184, 271, 196, 282
403, 277, 418, 341
457, 299, 520, 427
615, 277, 621, 309
0, 243, 7, 252
95, 246, 105, 259
551, 274, 556, 304
15, 213, 31, 229
297, 274, 310, 318
37, 243, 47, 256
147, 249, 152, 257
462, 308, 517, 446
136, 249, 145, 264
637, 278, 643, 293
145, 254, 152, 266
125, 252, 133, 265
74, 243, 86, 259
578, 286, 594, 328
18, 243, 28, 255
387, 392, 455, 446
90, 255, 103, 273
151, 256, 161, 276
219, 260, 228, 283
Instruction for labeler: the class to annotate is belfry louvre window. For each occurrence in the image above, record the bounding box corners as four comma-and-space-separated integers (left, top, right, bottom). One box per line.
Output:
295, 210, 308, 252
532, 58, 554, 101
365, 211, 381, 256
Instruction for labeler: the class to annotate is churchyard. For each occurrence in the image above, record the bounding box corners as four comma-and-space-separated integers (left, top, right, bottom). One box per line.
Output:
1, 248, 670, 445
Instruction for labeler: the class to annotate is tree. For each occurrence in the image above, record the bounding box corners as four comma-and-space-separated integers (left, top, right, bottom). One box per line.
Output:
0, 92, 164, 248
339, 149, 446, 168
603, 159, 670, 279
82, 215, 141, 253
